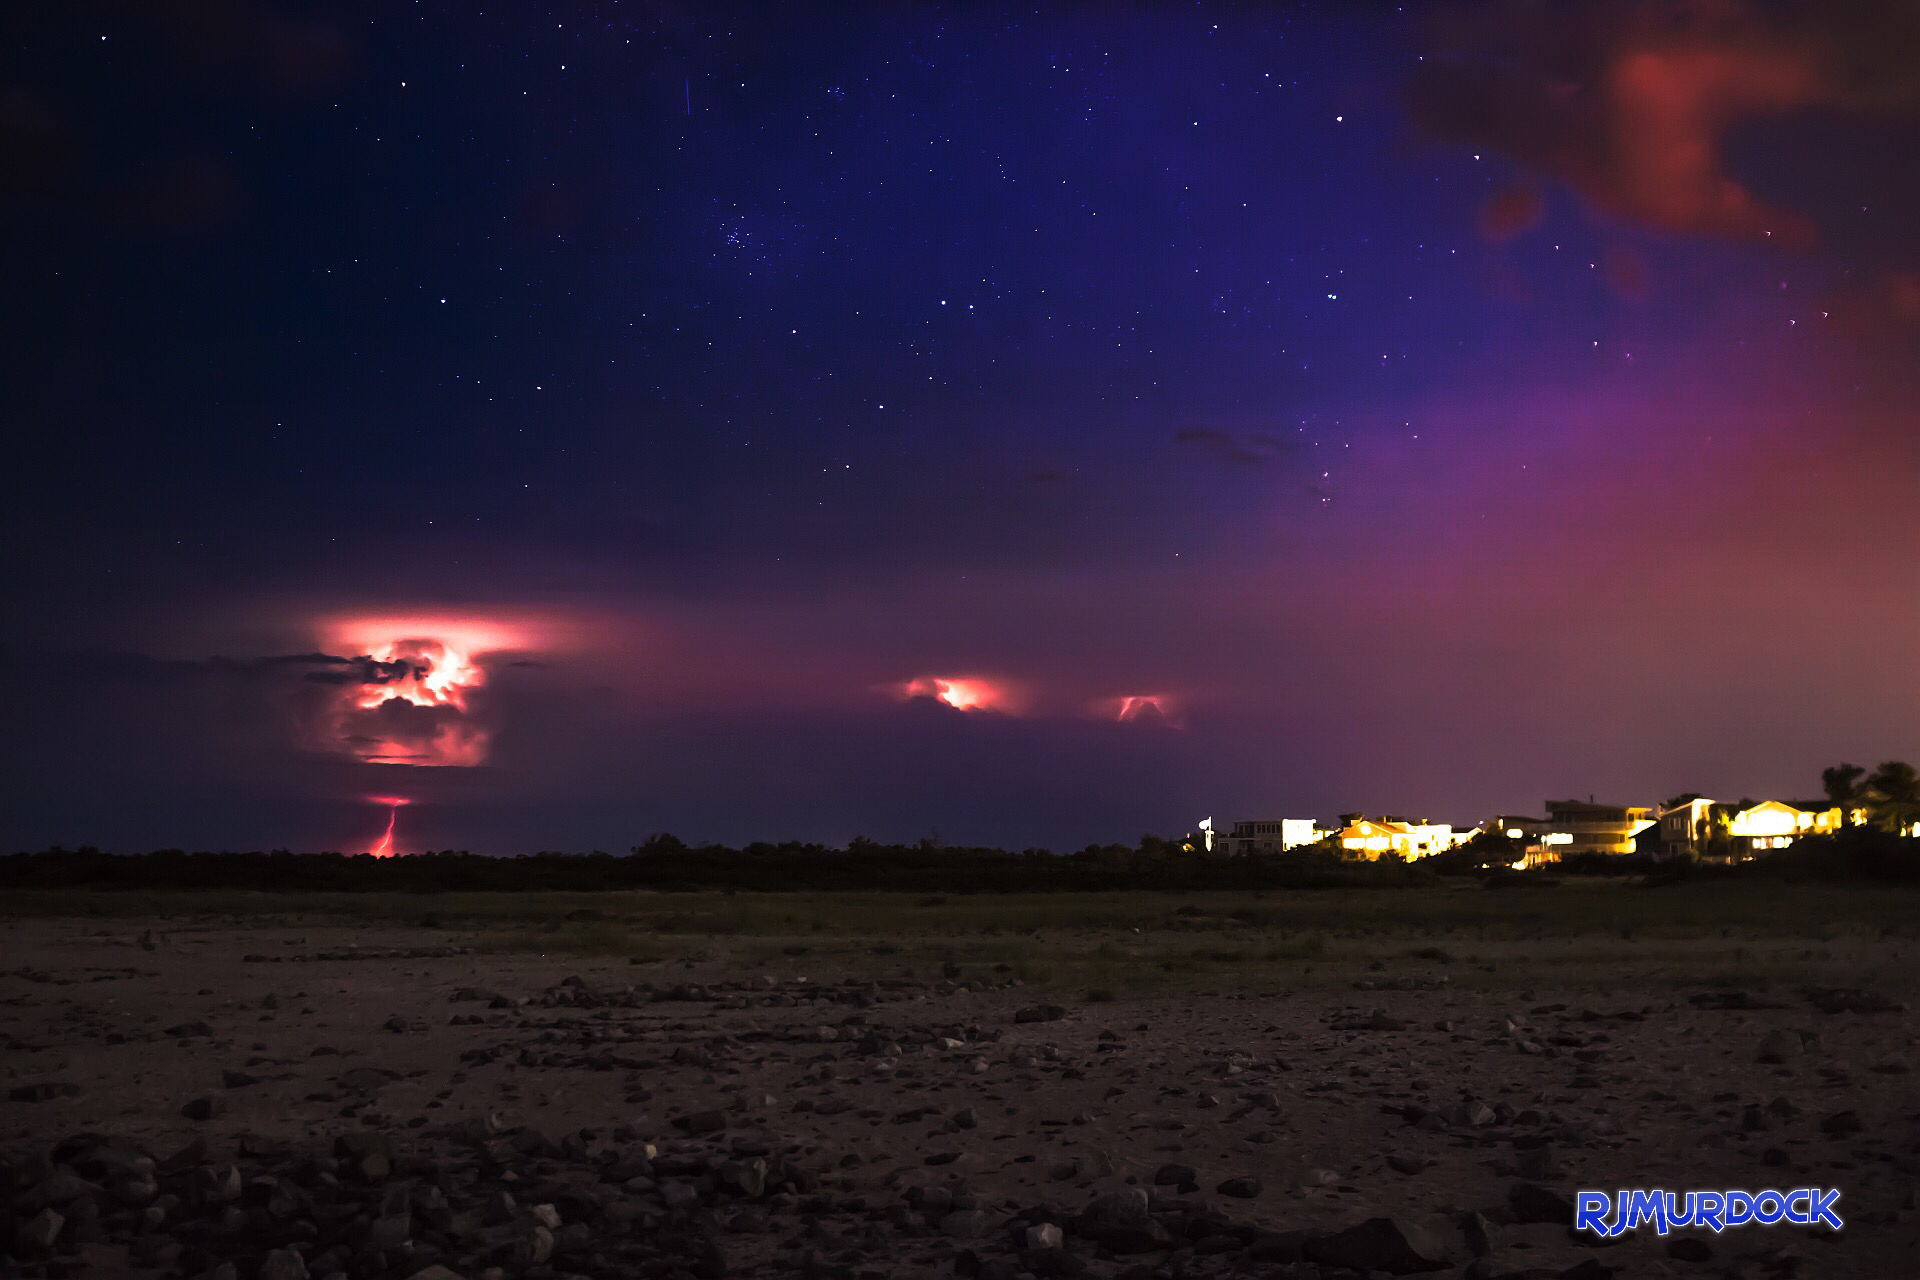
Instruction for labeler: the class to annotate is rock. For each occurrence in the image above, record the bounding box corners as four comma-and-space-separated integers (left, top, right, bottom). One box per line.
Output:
1820, 1110, 1862, 1136
18, 1170, 101, 1211
164, 1020, 214, 1038
1456, 1100, 1496, 1127
405, 1269, 465, 1280
158, 1136, 207, 1173
1461, 1210, 1496, 1257
1020, 1246, 1085, 1277
1215, 1176, 1262, 1198
953, 1107, 977, 1130
1082, 1189, 1150, 1228
1152, 1162, 1196, 1187
673, 1109, 727, 1134
716, 1158, 767, 1198
1074, 1148, 1114, 1178
940, 1209, 993, 1238
222, 1070, 263, 1088
1304, 1215, 1451, 1274
1667, 1236, 1713, 1263
1026, 1223, 1065, 1250
1077, 1189, 1167, 1252
259, 1248, 310, 1280
1508, 1182, 1575, 1225
370, 1210, 412, 1249
196, 1163, 243, 1204
1015, 1005, 1067, 1023
334, 1132, 391, 1182
1248, 1230, 1309, 1264
20, 1206, 64, 1251
338, 1067, 393, 1094
181, 1095, 224, 1121
1756, 1029, 1803, 1064
8, 1082, 83, 1102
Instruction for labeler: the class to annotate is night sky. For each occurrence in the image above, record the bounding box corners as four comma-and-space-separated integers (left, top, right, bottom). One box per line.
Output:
5, 2, 1918, 855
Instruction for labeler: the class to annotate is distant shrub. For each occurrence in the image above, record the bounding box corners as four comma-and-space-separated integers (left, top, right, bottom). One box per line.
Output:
0, 843, 1442, 895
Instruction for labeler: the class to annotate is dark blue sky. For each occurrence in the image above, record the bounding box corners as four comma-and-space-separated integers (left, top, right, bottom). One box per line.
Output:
5, 2, 1917, 854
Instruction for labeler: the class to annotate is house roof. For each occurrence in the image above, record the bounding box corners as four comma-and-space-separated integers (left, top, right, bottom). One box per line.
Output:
1546, 799, 1642, 816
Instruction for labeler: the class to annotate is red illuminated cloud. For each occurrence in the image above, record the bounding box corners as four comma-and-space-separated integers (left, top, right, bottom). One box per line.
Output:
896, 675, 1017, 714
308, 616, 534, 767
1095, 694, 1183, 727
1410, 1, 1920, 247
1117, 694, 1171, 722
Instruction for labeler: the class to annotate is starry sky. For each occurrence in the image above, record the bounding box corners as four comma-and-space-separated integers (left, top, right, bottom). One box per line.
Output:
4, 1, 1918, 855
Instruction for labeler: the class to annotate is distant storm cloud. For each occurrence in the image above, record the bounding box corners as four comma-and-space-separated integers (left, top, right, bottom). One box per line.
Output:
296, 618, 541, 767
1101, 694, 1183, 727
894, 675, 1018, 714
1410, 0, 1920, 246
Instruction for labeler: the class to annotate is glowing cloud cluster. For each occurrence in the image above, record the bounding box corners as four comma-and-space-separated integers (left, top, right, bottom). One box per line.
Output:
898, 675, 1013, 713
312, 616, 528, 767
1109, 694, 1177, 724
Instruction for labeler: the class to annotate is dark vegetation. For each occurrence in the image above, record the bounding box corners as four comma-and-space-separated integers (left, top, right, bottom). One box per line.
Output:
2, 825, 1914, 894
0, 841, 1423, 894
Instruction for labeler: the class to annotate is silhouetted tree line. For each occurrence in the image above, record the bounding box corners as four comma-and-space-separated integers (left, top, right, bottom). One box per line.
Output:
9, 756, 1913, 894
1822, 759, 1920, 834
0, 839, 1437, 894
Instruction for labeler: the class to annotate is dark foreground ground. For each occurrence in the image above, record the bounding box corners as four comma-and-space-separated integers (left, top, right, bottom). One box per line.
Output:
3, 883, 1918, 1279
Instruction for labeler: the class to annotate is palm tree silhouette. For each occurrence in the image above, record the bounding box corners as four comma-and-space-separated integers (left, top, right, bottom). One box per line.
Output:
1865, 761, 1920, 836
1822, 763, 1867, 829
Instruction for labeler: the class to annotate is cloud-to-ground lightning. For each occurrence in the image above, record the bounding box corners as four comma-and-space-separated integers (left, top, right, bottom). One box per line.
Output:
367, 796, 409, 857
